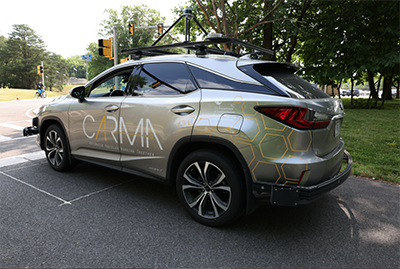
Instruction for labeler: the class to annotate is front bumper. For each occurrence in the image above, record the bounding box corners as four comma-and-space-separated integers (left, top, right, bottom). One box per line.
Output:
253, 150, 352, 206
23, 117, 39, 136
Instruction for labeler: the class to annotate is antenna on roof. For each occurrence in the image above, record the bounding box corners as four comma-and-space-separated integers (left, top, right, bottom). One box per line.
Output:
151, 6, 209, 48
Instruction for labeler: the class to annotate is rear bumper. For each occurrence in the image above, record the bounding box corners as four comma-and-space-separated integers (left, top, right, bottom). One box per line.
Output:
253, 150, 352, 206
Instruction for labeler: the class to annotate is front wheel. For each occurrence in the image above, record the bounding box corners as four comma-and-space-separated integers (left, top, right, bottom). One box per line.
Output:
176, 150, 245, 227
44, 124, 73, 172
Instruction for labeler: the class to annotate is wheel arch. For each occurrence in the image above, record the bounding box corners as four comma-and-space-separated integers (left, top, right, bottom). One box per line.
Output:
39, 116, 73, 166
166, 135, 258, 215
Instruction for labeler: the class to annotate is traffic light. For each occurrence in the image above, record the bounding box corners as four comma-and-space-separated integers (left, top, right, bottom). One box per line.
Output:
37, 65, 43, 75
98, 38, 113, 60
129, 23, 134, 36
120, 57, 129, 63
157, 23, 163, 36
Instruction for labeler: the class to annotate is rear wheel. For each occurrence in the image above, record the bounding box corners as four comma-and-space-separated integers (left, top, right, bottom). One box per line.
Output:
44, 124, 73, 172
176, 150, 245, 227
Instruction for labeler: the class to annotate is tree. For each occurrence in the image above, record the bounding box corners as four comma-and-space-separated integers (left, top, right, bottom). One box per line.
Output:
172, 0, 310, 61
44, 53, 68, 91
86, 42, 113, 80
0, 24, 46, 89
66, 55, 87, 78
87, 5, 170, 80
299, 0, 399, 106
0, 35, 7, 87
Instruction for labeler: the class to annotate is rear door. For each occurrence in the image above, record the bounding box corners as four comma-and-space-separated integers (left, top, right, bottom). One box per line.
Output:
119, 62, 200, 179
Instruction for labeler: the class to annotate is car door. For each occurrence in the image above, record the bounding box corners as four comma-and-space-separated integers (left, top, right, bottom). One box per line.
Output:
119, 62, 200, 179
68, 67, 134, 169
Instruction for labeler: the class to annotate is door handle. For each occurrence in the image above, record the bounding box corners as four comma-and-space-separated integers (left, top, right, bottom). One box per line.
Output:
105, 104, 119, 113
171, 105, 195, 115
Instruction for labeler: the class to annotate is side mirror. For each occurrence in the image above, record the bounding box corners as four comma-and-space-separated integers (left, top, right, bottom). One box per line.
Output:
70, 86, 86, 103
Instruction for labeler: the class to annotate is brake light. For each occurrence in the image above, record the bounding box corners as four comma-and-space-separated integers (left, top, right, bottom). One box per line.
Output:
254, 106, 331, 130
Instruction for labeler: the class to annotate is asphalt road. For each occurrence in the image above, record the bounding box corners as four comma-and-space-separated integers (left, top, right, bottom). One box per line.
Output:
0, 99, 399, 268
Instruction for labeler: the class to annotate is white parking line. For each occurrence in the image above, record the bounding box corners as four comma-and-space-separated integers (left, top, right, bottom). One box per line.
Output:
0, 135, 12, 142
0, 135, 36, 143
59, 180, 135, 207
0, 122, 25, 131
1, 166, 134, 207
0, 151, 45, 168
0, 171, 71, 205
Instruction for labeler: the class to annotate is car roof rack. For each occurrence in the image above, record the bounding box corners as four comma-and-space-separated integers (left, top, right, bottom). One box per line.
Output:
121, 7, 273, 60
121, 36, 274, 59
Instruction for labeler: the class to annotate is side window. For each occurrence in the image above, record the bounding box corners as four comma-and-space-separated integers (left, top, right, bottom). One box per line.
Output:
133, 63, 197, 96
88, 68, 133, 97
188, 65, 238, 90
189, 65, 272, 94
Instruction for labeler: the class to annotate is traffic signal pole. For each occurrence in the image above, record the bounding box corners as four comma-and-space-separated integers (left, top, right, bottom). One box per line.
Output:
41, 61, 45, 89
113, 26, 118, 66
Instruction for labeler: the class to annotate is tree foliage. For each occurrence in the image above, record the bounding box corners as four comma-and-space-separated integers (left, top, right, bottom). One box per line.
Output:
299, 0, 399, 105
172, 0, 310, 61
44, 53, 69, 91
86, 5, 171, 80
0, 24, 78, 91
0, 24, 47, 89
66, 55, 87, 78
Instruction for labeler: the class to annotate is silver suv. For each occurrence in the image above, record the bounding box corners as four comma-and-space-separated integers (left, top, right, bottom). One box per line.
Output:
24, 38, 352, 226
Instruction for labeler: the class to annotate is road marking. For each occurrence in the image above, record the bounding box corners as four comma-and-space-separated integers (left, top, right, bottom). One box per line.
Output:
0, 151, 45, 168
0, 135, 12, 142
0, 151, 136, 207
25, 106, 38, 119
0, 171, 72, 205
0, 122, 27, 131
0, 135, 36, 143
59, 179, 135, 206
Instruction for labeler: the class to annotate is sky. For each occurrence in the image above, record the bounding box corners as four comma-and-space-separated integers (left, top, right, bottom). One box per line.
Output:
1, 0, 187, 58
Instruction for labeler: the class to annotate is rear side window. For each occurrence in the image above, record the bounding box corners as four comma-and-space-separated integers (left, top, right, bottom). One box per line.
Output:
133, 62, 197, 96
188, 65, 276, 95
253, 64, 329, 99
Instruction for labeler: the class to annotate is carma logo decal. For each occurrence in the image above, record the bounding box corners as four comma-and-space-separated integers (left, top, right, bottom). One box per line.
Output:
83, 115, 163, 150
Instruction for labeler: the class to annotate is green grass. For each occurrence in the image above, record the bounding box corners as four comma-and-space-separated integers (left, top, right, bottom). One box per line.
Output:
0, 86, 78, 101
1, 88, 399, 183
340, 98, 400, 184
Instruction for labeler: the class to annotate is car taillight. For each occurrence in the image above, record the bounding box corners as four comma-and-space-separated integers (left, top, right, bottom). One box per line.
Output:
254, 106, 331, 130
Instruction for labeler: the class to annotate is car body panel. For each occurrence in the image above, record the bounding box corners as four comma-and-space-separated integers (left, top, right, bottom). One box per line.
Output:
119, 90, 201, 178
68, 96, 126, 168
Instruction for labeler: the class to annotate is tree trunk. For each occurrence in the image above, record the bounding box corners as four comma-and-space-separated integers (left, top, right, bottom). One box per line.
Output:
350, 77, 354, 106
262, 1, 274, 61
381, 74, 393, 107
367, 70, 379, 100
285, 0, 311, 63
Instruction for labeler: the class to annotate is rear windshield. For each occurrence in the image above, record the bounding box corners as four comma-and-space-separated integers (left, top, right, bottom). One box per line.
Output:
251, 64, 330, 99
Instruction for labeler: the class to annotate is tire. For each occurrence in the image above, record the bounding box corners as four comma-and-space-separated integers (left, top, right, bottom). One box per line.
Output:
34, 92, 39, 99
44, 124, 73, 172
41, 92, 47, 98
176, 150, 245, 227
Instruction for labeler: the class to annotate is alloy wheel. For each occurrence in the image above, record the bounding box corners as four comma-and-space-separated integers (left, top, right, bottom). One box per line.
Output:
182, 161, 232, 219
46, 130, 64, 167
